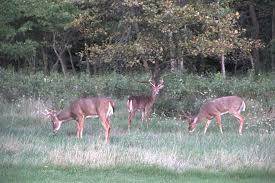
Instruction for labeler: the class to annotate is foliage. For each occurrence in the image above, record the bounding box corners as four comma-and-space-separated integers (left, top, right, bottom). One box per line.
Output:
0, 69, 273, 115
0, 0, 78, 60
76, 0, 260, 73
1, 0, 273, 75
181, 2, 262, 58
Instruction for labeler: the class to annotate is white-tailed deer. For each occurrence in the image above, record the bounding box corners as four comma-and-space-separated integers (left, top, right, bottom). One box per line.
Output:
43, 97, 115, 143
185, 96, 246, 135
127, 79, 164, 129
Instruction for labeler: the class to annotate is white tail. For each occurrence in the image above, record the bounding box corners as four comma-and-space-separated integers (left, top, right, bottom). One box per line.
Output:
127, 100, 133, 113
43, 97, 115, 143
106, 102, 114, 117
127, 79, 164, 129
187, 96, 245, 135
240, 101, 246, 112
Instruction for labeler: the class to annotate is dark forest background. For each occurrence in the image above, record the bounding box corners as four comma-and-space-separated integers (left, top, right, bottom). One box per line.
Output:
0, 0, 274, 78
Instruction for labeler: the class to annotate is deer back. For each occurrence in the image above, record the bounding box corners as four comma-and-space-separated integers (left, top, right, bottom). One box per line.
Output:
69, 97, 115, 118
128, 95, 154, 111
198, 96, 245, 120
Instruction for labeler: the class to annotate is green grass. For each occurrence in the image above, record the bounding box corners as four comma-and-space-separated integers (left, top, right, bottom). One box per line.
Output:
1, 165, 274, 183
0, 98, 274, 182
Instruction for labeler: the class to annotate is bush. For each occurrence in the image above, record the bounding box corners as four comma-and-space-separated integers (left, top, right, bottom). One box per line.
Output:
0, 69, 274, 116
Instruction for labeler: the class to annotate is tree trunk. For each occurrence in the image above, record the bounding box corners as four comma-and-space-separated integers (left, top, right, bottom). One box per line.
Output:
42, 47, 49, 75
93, 63, 97, 75
143, 60, 150, 72
179, 57, 185, 72
67, 47, 76, 74
271, 3, 275, 116
153, 59, 160, 82
32, 56, 36, 73
221, 54, 226, 78
169, 32, 177, 72
52, 32, 67, 76
51, 59, 59, 72
234, 60, 237, 74
53, 46, 67, 77
86, 59, 91, 75
249, 4, 260, 74
249, 54, 255, 73
272, 3, 275, 73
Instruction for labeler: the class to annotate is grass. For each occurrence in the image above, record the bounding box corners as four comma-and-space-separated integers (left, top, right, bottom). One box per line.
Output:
1, 165, 274, 183
0, 98, 274, 182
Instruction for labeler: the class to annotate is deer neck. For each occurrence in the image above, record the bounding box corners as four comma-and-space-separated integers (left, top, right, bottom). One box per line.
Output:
56, 108, 72, 122
197, 110, 212, 123
150, 93, 158, 102
195, 113, 205, 124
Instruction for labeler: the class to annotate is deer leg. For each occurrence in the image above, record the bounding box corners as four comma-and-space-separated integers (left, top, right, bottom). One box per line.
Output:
138, 110, 145, 129
144, 108, 151, 128
204, 120, 211, 134
106, 118, 111, 143
142, 111, 149, 128
141, 110, 145, 123
100, 116, 111, 143
79, 117, 84, 139
76, 116, 84, 139
232, 113, 244, 135
128, 111, 136, 130
215, 115, 223, 134
76, 121, 80, 138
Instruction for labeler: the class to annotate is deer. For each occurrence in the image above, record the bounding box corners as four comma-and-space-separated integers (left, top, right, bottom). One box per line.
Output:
184, 96, 246, 135
43, 97, 115, 143
127, 79, 164, 130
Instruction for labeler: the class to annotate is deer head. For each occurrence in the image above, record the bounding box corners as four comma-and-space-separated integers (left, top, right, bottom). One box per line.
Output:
181, 111, 197, 133
43, 109, 62, 133
150, 79, 164, 96
188, 116, 198, 133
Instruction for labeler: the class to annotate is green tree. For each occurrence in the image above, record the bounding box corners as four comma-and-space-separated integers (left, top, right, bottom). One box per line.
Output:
0, 0, 78, 73
181, 2, 259, 78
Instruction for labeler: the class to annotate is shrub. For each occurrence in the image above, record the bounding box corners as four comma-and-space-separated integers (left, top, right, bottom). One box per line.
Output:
0, 69, 274, 116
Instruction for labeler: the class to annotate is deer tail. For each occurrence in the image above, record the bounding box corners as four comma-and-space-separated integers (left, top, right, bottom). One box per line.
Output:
107, 101, 114, 117
127, 99, 133, 113
240, 101, 246, 112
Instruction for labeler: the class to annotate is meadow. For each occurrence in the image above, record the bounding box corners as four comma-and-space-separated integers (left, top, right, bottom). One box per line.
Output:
0, 71, 274, 182
0, 97, 274, 182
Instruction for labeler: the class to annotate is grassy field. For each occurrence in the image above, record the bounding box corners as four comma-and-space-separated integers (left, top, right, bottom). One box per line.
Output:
0, 98, 274, 182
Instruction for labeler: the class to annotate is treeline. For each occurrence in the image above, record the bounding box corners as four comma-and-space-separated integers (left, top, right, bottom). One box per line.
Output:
1, 0, 275, 77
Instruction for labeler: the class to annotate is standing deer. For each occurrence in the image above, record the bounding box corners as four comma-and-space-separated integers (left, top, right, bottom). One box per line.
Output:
127, 79, 164, 129
186, 96, 246, 135
44, 97, 115, 143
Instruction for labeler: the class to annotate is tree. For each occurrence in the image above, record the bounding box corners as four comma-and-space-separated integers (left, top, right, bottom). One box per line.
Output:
272, 2, 275, 73
0, 0, 39, 68
182, 2, 258, 78
0, 0, 78, 73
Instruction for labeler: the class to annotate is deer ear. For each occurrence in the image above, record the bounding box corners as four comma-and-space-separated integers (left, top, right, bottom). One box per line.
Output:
43, 108, 56, 117
149, 79, 156, 86
41, 109, 51, 118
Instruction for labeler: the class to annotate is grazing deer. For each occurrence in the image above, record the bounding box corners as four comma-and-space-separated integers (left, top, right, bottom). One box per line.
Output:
185, 96, 246, 135
127, 79, 164, 129
44, 97, 115, 143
